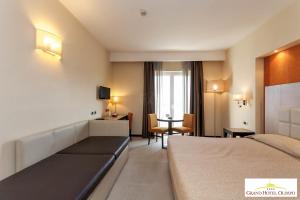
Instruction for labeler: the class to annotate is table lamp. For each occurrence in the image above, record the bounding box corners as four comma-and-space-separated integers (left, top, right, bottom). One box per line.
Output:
111, 96, 119, 117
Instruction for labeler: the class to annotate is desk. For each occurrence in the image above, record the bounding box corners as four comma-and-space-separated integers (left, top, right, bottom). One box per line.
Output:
95, 114, 130, 137
158, 118, 183, 135
96, 114, 128, 121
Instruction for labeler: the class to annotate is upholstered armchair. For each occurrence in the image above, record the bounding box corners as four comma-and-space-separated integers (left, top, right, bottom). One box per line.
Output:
148, 114, 168, 149
172, 114, 195, 136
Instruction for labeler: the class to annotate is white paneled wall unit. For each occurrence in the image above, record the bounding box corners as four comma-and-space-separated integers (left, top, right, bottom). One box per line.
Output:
265, 82, 300, 137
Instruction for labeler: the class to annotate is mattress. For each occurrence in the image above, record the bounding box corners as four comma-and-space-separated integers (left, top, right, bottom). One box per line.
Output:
0, 154, 114, 200
168, 136, 300, 200
59, 136, 130, 158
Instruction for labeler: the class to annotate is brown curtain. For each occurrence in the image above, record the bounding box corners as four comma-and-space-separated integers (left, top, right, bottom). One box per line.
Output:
189, 61, 205, 136
142, 62, 161, 138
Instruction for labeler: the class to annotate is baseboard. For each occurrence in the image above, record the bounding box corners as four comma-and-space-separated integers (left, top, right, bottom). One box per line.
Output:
203, 136, 221, 138
130, 134, 143, 137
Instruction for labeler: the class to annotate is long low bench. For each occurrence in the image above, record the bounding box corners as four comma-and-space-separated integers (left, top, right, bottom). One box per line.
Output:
0, 120, 129, 200
59, 136, 129, 158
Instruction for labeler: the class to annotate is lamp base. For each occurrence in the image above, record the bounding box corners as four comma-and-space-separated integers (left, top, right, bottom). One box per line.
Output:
112, 113, 118, 117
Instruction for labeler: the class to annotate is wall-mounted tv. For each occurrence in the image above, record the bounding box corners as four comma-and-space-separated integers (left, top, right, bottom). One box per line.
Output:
99, 86, 110, 100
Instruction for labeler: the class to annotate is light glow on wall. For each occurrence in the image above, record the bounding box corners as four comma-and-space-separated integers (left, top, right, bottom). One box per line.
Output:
232, 94, 245, 101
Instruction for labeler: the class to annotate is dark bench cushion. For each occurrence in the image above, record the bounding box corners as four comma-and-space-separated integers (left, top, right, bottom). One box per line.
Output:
0, 154, 114, 200
58, 136, 130, 158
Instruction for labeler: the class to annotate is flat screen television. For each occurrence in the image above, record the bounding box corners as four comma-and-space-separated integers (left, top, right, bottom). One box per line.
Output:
99, 86, 110, 100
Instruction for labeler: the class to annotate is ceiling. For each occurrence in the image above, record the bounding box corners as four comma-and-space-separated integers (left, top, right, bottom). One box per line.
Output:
60, 0, 295, 52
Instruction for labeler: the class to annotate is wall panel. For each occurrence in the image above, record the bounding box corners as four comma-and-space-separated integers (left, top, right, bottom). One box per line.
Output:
265, 44, 300, 86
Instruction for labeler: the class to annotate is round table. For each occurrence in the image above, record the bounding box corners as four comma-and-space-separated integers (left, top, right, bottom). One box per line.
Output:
157, 118, 183, 135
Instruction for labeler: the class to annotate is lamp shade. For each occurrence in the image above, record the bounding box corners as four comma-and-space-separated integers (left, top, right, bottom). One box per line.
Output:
232, 94, 246, 101
206, 80, 224, 93
36, 29, 62, 59
111, 96, 120, 104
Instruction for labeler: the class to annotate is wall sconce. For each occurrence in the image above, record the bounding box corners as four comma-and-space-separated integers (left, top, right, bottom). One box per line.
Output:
233, 94, 247, 108
36, 29, 62, 59
206, 80, 225, 93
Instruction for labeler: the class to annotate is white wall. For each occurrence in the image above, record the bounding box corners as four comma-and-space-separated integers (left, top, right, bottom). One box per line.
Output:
224, 0, 300, 132
0, 0, 111, 180
111, 61, 224, 136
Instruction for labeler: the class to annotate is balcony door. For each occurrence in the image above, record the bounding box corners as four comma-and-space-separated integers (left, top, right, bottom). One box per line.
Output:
155, 68, 190, 127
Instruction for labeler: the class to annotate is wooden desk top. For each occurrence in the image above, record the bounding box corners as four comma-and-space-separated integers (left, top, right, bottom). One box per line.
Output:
96, 114, 128, 121
158, 118, 183, 122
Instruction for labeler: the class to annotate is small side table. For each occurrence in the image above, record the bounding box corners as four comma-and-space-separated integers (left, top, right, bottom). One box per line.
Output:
157, 118, 183, 135
223, 128, 255, 138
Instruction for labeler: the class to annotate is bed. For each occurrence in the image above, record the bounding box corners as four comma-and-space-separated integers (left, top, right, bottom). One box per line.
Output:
168, 106, 300, 200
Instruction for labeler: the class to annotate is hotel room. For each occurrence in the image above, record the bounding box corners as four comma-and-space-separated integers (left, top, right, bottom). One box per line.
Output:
0, 0, 299, 199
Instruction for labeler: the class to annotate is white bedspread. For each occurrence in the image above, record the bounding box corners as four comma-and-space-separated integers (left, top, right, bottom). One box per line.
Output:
168, 136, 300, 200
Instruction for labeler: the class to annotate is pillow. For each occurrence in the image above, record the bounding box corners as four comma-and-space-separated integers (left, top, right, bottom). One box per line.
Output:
249, 134, 300, 158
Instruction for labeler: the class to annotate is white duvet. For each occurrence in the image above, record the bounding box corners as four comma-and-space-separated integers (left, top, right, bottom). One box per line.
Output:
167, 135, 300, 200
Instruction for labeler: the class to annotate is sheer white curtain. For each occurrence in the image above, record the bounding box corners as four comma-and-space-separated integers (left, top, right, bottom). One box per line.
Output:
154, 64, 163, 120
155, 63, 191, 127
182, 64, 191, 114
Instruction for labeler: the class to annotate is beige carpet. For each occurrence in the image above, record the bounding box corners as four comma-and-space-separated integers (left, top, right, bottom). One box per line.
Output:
107, 137, 174, 200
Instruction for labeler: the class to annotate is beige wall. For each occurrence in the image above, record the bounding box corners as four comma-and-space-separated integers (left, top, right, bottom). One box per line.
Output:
0, 0, 111, 180
224, 0, 300, 133
203, 61, 224, 137
111, 62, 144, 135
111, 61, 224, 136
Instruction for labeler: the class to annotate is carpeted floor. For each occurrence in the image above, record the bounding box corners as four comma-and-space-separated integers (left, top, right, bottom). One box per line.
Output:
107, 137, 174, 200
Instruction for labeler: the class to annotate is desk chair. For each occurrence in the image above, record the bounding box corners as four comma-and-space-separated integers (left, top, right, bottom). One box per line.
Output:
128, 112, 133, 139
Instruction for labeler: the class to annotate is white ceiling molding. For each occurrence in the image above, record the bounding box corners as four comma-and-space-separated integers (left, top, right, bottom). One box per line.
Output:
110, 51, 226, 62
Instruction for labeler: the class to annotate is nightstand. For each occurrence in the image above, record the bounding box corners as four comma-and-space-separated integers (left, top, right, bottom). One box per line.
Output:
223, 128, 255, 138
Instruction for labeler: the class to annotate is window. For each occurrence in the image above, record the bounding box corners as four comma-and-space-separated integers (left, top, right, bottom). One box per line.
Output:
155, 68, 190, 127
